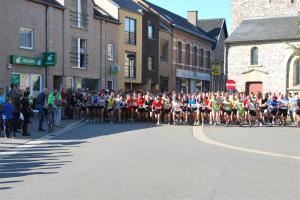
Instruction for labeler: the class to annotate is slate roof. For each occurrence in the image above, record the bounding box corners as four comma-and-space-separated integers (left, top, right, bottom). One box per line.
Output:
159, 23, 171, 32
94, 6, 119, 23
112, 0, 144, 13
144, 0, 215, 43
197, 18, 228, 40
225, 16, 300, 44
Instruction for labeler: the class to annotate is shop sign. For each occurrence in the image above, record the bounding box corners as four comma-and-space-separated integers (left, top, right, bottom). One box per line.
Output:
43, 52, 57, 66
111, 65, 120, 75
10, 55, 43, 66
11, 73, 20, 85
176, 69, 210, 81
212, 65, 221, 76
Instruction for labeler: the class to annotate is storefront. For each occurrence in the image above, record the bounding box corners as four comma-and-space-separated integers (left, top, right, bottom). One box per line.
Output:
9, 53, 56, 97
176, 69, 211, 93
11, 73, 42, 97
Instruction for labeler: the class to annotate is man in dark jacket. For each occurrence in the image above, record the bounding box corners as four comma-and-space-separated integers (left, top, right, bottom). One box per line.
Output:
37, 88, 48, 131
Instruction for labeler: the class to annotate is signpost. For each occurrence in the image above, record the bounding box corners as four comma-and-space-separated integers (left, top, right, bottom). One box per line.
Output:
226, 80, 236, 93
43, 52, 57, 66
11, 73, 20, 86
211, 65, 221, 76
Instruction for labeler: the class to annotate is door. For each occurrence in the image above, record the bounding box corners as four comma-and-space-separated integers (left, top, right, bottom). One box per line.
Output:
246, 82, 263, 95
30, 74, 42, 97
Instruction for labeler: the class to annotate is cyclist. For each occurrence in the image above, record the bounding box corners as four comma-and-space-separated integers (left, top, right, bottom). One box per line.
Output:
48, 88, 62, 127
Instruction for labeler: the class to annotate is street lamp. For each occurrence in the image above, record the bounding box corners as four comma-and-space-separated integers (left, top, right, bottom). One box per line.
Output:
127, 53, 136, 91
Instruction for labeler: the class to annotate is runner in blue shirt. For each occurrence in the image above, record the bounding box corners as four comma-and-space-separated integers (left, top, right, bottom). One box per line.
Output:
268, 96, 279, 126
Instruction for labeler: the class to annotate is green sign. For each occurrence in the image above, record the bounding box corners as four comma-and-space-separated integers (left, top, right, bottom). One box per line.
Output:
43, 52, 57, 66
11, 74, 20, 85
10, 55, 43, 67
212, 65, 221, 76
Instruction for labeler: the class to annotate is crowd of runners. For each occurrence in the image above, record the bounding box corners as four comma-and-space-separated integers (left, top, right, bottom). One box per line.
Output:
69, 89, 300, 127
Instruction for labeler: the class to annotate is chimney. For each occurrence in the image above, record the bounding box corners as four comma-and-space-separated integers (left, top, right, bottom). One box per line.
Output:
187, 11, 198, 26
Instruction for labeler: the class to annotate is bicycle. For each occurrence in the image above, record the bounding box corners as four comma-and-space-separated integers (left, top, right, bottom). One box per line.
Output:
46, 105, 55, 133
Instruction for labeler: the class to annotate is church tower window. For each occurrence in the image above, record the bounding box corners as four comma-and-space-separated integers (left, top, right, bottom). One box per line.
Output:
250, 47, 258, 65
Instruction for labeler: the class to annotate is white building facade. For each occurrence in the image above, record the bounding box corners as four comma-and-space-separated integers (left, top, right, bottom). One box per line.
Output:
225, 0, 300, 94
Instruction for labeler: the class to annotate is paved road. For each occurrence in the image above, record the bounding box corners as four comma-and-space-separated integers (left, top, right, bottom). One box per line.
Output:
0, 123, 299, 200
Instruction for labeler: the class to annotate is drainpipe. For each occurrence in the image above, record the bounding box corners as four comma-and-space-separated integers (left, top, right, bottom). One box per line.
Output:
104, 21, 107, 90
100, 20, 103, 89
62, 8, 65, 87
45, 5, 49, 88
224, 44, 229, 90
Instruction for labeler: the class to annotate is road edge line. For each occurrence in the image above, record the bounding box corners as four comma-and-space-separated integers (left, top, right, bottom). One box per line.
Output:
192, 126, 300, 161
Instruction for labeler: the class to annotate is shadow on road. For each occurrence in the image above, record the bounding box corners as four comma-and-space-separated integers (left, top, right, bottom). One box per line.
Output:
54, 123, 157, 140
0, 141, 87, 190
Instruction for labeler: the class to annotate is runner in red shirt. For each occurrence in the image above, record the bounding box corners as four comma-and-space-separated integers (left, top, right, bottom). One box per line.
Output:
152, 95, 163, 125
126, 93, 134, 122
136, 93, 145, 121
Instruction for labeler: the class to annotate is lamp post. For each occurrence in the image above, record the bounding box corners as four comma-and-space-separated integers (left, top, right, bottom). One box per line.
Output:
127, 53, 136, 91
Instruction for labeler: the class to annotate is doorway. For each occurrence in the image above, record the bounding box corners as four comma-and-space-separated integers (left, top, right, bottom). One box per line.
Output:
246, 82, 263, 95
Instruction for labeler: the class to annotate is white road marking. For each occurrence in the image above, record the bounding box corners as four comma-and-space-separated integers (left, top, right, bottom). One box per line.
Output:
0, 121, 84, 157
193, 127, 300, 161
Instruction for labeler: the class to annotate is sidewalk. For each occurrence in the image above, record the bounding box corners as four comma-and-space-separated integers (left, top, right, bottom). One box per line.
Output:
0, 118, 79, 153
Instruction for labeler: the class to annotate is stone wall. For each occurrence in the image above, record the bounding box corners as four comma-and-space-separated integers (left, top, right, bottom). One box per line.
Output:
227, 41, 300, 93
231, 0, 300, 32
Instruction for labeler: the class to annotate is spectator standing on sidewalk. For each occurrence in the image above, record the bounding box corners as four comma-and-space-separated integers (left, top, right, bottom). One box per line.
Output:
0, 88, 5, 132
2, 97, 15, 138
7, 84, 22, 133
21, 90, 31, 136
37, 88, 49, 131
48, 88, 62, 127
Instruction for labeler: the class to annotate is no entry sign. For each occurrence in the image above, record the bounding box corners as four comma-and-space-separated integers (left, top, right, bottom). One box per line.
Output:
226, 80, 236, 90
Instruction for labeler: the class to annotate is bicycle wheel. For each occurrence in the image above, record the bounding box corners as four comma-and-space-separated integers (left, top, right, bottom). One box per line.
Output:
47, 116, 54, 133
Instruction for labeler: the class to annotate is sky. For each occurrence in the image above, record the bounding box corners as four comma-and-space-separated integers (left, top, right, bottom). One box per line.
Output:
147, 0, 231, 31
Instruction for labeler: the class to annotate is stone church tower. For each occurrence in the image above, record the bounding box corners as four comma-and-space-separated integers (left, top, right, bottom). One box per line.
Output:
231, 0, 300, 31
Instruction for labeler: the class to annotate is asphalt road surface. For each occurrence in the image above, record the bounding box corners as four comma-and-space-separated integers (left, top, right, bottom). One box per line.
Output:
0, 123, 299, 200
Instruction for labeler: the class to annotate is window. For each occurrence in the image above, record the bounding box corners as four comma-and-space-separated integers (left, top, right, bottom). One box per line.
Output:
148, 24, 154, 39
107, 44, 115, 61
177, 41, 182, 63
124, 52, 136, 78
160, 39, 169, 62
251, 47, 258, 65
20, 27, 33, 50
193, 46, 198, 66
199, 48, 204, 68
296, 60, 300, 85
206, 51, 211, 68
125, 17, 136, 45
71, 0, 88, 29
71, 38, 87, 68
186, 44, 191, 65
147, 57, 154, 70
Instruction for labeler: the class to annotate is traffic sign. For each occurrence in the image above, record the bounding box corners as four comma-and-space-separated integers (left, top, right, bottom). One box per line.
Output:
226, 80, 236, 90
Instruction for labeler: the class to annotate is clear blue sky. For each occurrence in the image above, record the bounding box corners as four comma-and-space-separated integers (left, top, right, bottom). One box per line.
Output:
147, 0, 231, 31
